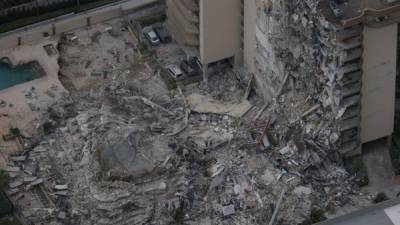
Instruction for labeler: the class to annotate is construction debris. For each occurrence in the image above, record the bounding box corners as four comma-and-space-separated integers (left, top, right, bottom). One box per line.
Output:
0, 3, 374, 225
187, 93, 252, 117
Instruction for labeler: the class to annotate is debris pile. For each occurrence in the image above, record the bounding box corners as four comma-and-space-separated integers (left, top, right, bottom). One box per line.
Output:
255, 0, 362, 157
8, 65, 369, 225
3, 4, 372, 225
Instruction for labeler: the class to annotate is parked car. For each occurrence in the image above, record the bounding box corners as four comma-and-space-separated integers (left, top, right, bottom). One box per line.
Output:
153, 25, 171, 43
167, 64, 184, 80
143, 27, 160, 45
180, 57, 201, 77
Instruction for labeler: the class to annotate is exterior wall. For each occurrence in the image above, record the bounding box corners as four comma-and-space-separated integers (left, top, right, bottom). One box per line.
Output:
0, 0, 158, 50
361, 24, 398, 143
243, 0, 257, 73
254, 0, 287, 100
199, 0, 242, 66
166, 0, 200, 57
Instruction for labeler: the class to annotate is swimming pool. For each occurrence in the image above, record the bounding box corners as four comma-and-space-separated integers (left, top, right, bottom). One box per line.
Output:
0, 61, 42, 90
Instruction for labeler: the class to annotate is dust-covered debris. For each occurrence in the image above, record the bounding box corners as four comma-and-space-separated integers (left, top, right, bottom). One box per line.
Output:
1, 1, 376, 225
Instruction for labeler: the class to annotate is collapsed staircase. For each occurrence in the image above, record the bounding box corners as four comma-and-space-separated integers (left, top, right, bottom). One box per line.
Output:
336, 24, 364, 156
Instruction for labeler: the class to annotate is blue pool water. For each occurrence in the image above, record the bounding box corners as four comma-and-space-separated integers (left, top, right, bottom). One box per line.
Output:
0, 62, 41, 90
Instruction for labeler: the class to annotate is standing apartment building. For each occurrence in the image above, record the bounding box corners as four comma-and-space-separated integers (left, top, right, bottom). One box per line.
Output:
166, 0, 247, 82
166, 0, 400, 156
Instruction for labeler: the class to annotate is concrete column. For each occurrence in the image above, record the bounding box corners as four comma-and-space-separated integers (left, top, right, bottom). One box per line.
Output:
203, 64, 209, 85
243, 0, 257, 73
52, 24, 56, 36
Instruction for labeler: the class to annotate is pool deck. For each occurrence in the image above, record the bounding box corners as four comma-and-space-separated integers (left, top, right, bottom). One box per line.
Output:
0, 37, 67, 166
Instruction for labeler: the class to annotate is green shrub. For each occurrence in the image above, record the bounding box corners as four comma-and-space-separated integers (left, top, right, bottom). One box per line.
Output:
0, 171, 9, 190
300, 208, 327, 225
344, 156, 369, 187
9, 128, 20, 137
0, 217, 21, 225
0, 192, 13, 217
372, 192, 389, 204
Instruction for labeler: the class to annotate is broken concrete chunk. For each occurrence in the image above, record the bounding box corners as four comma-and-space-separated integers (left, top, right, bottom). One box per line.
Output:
208, 172, 227, 193
261, 170, 275, 184
58, 211, 67, 220
9, 181, 23, 189
26, 178, 43, 189
209, 162, 225, 178
6, 188, 20, 196
279, 146, 291, 155
200, 114, 207, 121
330, 132, 339, 144
200, 217, 212, 225
23, 164, 37, 175
150, 122, 164, 132
5, 166, 20, 172
302, 104, 320, 118
31, 178, 43, 185
262, 135, 271, 149
143, 181, 167, 193
277, 170, 287, 181
222, 204, 235, 216
33, 145, 48, 153
54, 184, 68, 190
10, 156, 26, 162
336, 107, 346, 119
23, 176, 37, 183
293, 186, 312, 196
55, 191, 68, 196
7, 172, 19, 178
80, 209, 89, 216
187, 93, 252, 117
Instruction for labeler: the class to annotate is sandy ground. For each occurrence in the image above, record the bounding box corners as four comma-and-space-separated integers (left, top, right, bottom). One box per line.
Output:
0, 38, 67, 166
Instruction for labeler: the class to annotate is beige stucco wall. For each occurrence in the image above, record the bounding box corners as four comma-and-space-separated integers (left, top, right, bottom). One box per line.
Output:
166, 0, 200, 56
243, 0, 257, 73
361, 23, 398, 143
199, 0, 242, 66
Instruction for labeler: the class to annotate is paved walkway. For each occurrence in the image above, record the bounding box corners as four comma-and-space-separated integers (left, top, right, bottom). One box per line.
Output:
363, 139, 395, 191
315, 198, 400, 225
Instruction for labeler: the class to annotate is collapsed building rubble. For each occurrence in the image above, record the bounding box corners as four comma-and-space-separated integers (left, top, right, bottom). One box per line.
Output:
6, 78, 371, 224
1, 1, 382, 225
254, 0, 364, 158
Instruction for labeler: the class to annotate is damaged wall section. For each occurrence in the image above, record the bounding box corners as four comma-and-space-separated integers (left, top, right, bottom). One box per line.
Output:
252, 0, 399, 156
254, 0, 356, 155
361, 24, 397, 143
